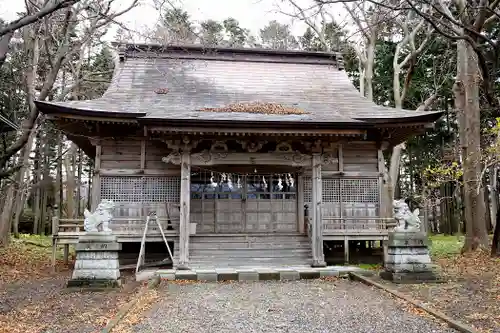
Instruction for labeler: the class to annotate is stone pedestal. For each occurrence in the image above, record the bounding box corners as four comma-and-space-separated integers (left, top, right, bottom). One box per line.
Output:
380, 232, 438, 284
67, 232, 122, 289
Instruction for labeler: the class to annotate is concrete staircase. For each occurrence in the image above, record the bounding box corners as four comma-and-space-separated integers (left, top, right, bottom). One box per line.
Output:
184, 234, 312, 269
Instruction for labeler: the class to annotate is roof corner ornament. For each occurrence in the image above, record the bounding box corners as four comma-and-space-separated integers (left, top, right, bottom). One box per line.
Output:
117, 43, 126, 62
336, 52, 345, 70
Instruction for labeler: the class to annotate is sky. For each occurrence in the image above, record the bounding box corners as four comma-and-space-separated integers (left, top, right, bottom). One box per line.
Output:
0, 0, 342, 40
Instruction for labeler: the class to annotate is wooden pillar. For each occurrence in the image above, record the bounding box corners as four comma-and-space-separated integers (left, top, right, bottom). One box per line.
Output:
377, 145, 390, 222
91, 141, 101, 211
311, 153, 326, 267
297, 174, 305, 234
63, 244, 69, 265
178, 150, 191, 269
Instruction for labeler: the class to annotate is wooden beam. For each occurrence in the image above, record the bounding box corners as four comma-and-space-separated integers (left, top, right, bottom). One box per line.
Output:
150, 126, 367, 136
311, 153, 326, 267
338, 143, 344, 173
163, 151, 342, 167
99, 168, 180, 176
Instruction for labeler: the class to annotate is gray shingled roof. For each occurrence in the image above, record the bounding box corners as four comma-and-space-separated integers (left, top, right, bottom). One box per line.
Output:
36, 44, 442, 125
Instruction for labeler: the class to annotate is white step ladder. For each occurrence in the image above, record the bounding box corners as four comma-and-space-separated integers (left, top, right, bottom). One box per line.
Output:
135, 211, 175, 274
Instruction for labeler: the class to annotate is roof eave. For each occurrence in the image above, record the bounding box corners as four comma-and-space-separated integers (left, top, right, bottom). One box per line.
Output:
35, 101, 147, 119
355, 111, 445, 125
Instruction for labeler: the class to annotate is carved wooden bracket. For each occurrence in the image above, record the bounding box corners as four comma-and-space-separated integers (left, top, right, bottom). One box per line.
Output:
162, 152, 182, 165
89, 138, 101, 146
237, 140, 267, 153
275, 141, 293, 153
162, 136, 199, 152
321, 153, 339, 165
210, 141, 228, 153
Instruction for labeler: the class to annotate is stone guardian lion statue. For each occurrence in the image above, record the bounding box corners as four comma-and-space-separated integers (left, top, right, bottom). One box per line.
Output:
83, 199, 115, 233
393, 199, 421, 232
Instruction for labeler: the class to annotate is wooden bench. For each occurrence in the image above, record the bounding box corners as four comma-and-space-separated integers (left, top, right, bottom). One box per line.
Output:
51, 216, 179, 269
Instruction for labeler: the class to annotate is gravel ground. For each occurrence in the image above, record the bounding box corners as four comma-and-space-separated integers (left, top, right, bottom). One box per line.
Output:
132, 279, 458, 333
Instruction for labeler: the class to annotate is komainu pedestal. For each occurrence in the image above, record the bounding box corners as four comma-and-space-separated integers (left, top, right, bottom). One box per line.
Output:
67, 199, 121, 289
380, 232, 438, 283
67, 232, 122, 289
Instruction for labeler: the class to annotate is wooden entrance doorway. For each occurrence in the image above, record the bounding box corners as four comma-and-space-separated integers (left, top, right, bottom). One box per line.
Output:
191, 171, 298, 233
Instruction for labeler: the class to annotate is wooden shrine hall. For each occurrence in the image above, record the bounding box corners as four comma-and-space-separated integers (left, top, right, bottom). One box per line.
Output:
36, 43, 443, 269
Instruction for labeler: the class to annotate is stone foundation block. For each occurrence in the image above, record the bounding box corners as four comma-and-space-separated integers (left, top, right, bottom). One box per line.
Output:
76, 242, 121, 252
279, 269, 300, 281
238, 271, 260, 281
76, 252, 119, 260
72, 268, 120, 280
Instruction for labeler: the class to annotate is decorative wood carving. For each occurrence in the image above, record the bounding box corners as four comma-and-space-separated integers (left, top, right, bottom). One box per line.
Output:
191, 150, 215, 164
210, 141, 229, 153
237, 140, 267, 153
89, 138, 100, 146
275, 141, 293, 153
301, 141, 312, 151
282, 152, 312, 165
162, 137, 199, 152
312, 140, 322, 153
162, 152, 182, 165
321, 153, 339, 165
181, 152, 313, 166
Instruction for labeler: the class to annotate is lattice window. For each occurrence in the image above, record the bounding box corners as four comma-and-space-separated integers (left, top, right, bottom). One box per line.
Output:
100, 176, 180, 203
322, 178, 341, 203
302, 177, 379, 204
303, 177, 312, 203
341, 178, 379, 203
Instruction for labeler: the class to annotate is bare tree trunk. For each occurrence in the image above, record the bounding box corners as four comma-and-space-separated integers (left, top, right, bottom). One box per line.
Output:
0, 184, 15, 245
40, 134, 50, 235
11, 130, 36, 238
32, 133, 42, 234
457, 41, 489, 251
55, 137, 62, 218
492, 206, 500, 256
489, 167, 498, 230
364, 37, 375, 101
64, 144, 77, 218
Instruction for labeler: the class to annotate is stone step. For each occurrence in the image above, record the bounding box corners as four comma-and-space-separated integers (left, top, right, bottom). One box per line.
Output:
188, 243, 311, 250
190, 248, 311, 257
189, 235, 309, 243
187, 260, 314, 269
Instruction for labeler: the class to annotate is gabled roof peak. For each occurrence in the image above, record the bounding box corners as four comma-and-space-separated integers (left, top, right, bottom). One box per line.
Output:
111, 42, 344, 68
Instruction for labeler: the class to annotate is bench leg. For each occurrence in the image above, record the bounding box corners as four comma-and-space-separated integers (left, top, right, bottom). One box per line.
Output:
344, 237, 349, 264
63, 244, 69, 265
52, 238, 57, 272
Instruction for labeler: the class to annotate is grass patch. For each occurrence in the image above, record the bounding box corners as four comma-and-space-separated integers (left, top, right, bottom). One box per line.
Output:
356, 263, 382, 270
429, 234, 464, 258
